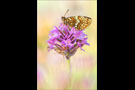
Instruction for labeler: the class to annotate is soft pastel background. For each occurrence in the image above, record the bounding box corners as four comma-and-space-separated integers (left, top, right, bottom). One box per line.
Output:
37, 0, 97, 90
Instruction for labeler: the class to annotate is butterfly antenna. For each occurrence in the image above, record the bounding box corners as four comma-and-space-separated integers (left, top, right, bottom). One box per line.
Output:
64, 9, 69, 17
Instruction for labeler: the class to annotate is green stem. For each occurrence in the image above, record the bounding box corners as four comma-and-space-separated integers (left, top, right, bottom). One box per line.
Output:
66, 58, 72, 89
67, 59, 70, 73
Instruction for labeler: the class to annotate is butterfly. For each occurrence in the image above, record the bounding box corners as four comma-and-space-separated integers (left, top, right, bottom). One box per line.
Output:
61, 9, 92, 30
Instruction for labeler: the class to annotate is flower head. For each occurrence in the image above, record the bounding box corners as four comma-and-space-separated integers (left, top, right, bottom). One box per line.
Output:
47, 23, 90, 59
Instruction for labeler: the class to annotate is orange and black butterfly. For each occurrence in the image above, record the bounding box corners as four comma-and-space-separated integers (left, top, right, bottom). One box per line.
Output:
61, 9, 92, 30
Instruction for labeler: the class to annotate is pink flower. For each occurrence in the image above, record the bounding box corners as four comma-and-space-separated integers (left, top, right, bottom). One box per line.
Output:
47, 23, 90, 59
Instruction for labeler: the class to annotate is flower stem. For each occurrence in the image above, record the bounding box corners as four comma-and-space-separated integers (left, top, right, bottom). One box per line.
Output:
66, 58, 72, 89
67, 58, 71, 74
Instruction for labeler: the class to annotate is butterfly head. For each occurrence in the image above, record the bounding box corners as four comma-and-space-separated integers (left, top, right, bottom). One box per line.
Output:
61, 9, 69, 25
61, 17, 67, 25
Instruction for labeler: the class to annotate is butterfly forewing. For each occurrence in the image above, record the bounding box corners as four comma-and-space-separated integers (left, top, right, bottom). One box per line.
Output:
66, 16, 77, 28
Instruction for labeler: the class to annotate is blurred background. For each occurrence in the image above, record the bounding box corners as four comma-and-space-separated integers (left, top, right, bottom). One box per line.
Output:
37, 0, 97, 90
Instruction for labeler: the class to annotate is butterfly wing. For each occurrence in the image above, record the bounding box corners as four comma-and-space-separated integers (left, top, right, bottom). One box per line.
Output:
66, 16, 77, 28
77, 16, 92, 30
